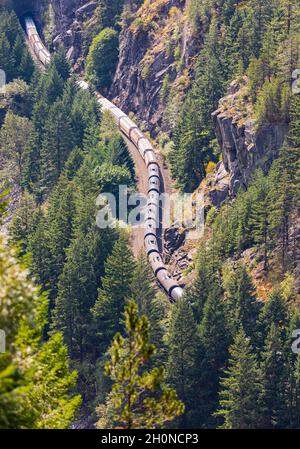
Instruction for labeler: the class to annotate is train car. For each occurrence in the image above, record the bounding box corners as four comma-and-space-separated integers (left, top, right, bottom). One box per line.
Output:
145, 216, 158, 234
148, 176, 160, 193
146, 204, 159, 226
119, 116, 137, 138
130, 127, 144, 146
145, 151, 157, 167
24, 16, 51, 65
77, 80, 90, 90
138, 138, 153, 158
148, 252, 165, 275
144, 234, 159, 255
24, 16, 184, 302
156, 269, 180, 303
148, 164, 160, 179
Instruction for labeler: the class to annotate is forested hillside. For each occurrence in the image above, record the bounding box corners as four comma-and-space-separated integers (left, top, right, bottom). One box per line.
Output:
0, 0, 299, 430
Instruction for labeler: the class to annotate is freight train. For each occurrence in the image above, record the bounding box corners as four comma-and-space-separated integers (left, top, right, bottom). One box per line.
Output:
24, 16, 183, 301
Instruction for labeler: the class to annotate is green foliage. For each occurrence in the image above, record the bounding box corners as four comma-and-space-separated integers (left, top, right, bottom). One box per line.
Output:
22, 66, 99, 197
92, 233, 136, 352
169, 18, 226, 191
96, 300, 184, 429
0, 111, 32, 185
86, 27, 119, 91
216, 328, 264, 429
52, 225, 115, 360
0, 236, 80, 429
222, 262, 260, 339
260, 323, 289, 428
9, 190, 36, 254
198, 285, 231, 425
96, 0, 125, 30
50, 45, 70, 81
166, 299, 200, 427
40, 100, 74, 194
131, 253, 165, 361
254, 78, 291, 127
95, 161, 132, 200
0, 9, 34, 82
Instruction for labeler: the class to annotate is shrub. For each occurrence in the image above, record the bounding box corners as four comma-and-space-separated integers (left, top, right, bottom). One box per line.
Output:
86, 27, 119, 91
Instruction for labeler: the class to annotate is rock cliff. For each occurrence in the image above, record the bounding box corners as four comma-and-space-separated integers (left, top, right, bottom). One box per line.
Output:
110, 0, 200, 135
211, 77, 288, 201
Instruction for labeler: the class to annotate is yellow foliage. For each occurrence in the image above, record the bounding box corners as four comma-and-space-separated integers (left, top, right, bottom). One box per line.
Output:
206, 161, 216, 174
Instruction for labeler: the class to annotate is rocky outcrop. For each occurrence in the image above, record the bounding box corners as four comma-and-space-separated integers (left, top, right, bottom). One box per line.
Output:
110, 0, 199, 135
211, 77, 288, 198
163, 224, 186, 263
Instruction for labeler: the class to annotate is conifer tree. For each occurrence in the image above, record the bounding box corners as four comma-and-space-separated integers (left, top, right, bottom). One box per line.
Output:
0, 236, 81, 429
45, 175, 77, 304
40, 100, 74, 194
52, 225, 115, 360
249, 170, 272, 270
186, 245, 222, 322
27, 209, 52, 291
222, 262, 260, 338
216, 328, 264, 429
166, 299, 200, 427
198, 285, 231, 425
255, 289, 289, 352
96, 300, 184, 429
260, 323, 288, 428
92, 232, 136, 352
0, 112, 33, 185
50, 45, 70, 81
9, 190, 36, 254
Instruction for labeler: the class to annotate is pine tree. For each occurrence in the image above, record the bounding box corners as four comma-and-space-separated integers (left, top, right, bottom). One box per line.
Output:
166, 299, 201, 428
199, 286, 230, 372
255, 289, 289, 352
69, 83, 100, 148
9, 190, 36, 254
50, 45, 70, 81
45, 175, 77, 305
222, 262, 260, 339
0, 235, 81, 429
19, 48, 34, 82
249, 170, 272, 270
167, 17, 226, 192
40, 100, 74, 195
198, 285, 231, 426
215, 328, 264, 429
52, 225, 115, 360
92, 232, 136, 352
27, 208, 52, 291
260, 323, 289, 428
0, 112, 33, 185
41, 65, 64, 105
96, 300, 184, 429
185, 244, 222, 322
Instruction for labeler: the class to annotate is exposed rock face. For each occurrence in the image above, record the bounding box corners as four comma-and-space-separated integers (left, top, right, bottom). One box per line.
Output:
11, 0, 47, 17
163, 224, 186, 263
50, 0, 85, 65
211, 77, 288, 198
110, 0, 199, 135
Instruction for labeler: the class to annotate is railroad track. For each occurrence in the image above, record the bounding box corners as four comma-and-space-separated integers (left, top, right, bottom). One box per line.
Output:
24, 15, 183, 302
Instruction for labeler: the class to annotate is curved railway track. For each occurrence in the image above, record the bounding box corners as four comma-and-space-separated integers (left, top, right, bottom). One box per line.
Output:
24, 16, 183, 302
